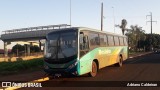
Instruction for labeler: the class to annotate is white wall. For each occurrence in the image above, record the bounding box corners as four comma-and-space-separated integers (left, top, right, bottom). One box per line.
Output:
0, 40, 16, 49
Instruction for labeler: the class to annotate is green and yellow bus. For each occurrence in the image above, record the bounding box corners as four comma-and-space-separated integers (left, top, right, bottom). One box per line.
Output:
44, 27, 128, 77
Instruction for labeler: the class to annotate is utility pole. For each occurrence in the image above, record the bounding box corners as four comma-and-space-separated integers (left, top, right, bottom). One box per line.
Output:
101, 2, 103, 31
146, 12, 157, 51
146, 12, 157, 35
16, 44, 19, 57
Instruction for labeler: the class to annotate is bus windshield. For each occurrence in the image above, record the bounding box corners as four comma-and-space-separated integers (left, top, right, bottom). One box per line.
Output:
45, 31, 77, 64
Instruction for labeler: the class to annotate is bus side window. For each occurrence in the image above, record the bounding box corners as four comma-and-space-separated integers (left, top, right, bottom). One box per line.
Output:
108, 35, 114, 46
105, 35, 109, 46
114, 36, 119, 46
119, 37, 124, 46
80, 33, 89, 50
80, 34, 84, 50
123, 37, 128, 46
89, 33, 99, 49
83, 35, 89, 49
100, 34, 107, 46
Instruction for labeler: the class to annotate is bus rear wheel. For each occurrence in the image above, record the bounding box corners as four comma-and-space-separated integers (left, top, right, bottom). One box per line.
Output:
118, 56, 123, 67
88, 61, 98, 77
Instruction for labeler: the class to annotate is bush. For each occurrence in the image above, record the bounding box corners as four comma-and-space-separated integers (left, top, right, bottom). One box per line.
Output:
0, 58, 43, 75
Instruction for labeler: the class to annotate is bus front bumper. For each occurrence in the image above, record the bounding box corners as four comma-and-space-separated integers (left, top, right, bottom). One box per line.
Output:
44, 66, 78, 76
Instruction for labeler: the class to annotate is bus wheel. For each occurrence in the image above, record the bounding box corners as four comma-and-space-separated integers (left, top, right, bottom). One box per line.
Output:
118, 56, 123, 67
88, 61, 98, 77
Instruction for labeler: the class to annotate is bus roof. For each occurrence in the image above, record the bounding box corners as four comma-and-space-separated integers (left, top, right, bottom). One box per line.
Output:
77, 27, 127, 37
48, 27, 127, 37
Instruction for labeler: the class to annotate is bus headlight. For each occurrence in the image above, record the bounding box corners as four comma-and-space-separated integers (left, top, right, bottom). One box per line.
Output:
68, 61, 78, 69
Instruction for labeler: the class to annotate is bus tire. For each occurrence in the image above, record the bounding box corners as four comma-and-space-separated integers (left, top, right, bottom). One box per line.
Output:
118, 55, 123, 67
88, 61, 98, 77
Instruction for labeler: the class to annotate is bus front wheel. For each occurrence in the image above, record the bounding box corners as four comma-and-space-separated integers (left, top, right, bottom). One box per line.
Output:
88, 61, 98, 77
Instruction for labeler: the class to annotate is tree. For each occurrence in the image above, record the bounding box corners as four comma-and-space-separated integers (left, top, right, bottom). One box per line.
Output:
11, 44, 25, 56
30, 45, 40, 53
120, 19, 127, 35
126, 25, 145, 51
145, 34, 160, 50
116, 19, 127, 35
12, 44, 24, 54
11, 44, 40, 56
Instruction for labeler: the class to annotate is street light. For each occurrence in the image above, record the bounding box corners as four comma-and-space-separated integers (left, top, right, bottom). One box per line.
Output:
112, 7, 115, 33
101, 2, 103, 31
70, 0, 72, 26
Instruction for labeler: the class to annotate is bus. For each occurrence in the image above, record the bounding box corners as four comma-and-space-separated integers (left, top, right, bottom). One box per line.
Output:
44, 27, 128, 77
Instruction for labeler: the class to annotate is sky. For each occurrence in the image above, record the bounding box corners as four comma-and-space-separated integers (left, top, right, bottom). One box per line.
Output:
0, 0, 160, 49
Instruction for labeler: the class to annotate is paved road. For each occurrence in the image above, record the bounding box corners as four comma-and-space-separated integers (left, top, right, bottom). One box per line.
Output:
14, 53, 160, 90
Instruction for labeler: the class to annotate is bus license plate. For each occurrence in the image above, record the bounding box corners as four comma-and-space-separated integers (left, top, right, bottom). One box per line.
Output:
55, 74, 61, 76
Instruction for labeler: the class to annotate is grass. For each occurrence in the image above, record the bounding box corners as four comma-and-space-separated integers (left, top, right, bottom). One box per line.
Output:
129, 51, 137, 55
0, 58, 44, 75
129, 51, 149, 57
